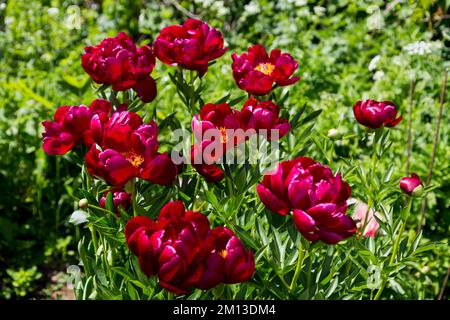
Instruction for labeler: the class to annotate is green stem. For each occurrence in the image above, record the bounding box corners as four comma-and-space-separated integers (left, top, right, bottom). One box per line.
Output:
374, 197, 412, 300
129, 178, 137, 216
193, 176, 201, 210
277, 273, 291, 291
405, 79, 415, 175
289, 242, 306, 293
89, 226, 98, 257
362, 131, 379, 232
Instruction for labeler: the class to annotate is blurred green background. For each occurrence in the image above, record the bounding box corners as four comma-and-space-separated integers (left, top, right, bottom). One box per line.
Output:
0, 0, 449, 299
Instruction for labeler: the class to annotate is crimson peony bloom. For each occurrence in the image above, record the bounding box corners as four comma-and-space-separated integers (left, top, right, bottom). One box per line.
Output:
191, 103, 244, 182
353, 99, 402, 129
153, 19, 227, 76
190, 143, 225, 183
42, 99, 112, 155
400, 173, 423, 196
125, 201, 255, 294
240, 97, 290, 140
257, 157, 356, 244
85, 111, 177, 186
82, 32, 157, 103
99, 187, 132, 213
192, 103, 244, 158
231, 44, 299, 96
198, 227, 254, 288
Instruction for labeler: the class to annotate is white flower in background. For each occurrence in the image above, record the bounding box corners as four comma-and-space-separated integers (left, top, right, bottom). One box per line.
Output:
392, 55, 404, 66
403, 41, 435, 56
213, 1, 230, 16
195, 0, 214, 6
313, 6, 326, 16
47, 7, 59, 16
221, 64, 229, 75
4, 16, 13, 25
276, 0, 307, 10
0, 3, 6, 10
368, 55, 380, 71
373, 70, 385, 81
366, 5, 384, 30
244, 1, 260, 15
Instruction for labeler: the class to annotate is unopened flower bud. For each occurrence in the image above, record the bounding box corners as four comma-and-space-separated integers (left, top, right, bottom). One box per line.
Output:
400, 173, 423, 197
78, 198, 88, 209
327, 128, 341, 139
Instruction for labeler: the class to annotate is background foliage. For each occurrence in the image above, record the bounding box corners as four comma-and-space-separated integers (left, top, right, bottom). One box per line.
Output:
0, 0, 449, 299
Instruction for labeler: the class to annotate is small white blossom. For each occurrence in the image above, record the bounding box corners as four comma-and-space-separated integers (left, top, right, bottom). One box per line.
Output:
5, 16, 13, 25
47, 7, 59, 16
368, 55, 380, 71
373, 70, 385, 81
366, 6, 384, 30
244, 1, 260, 15
404, 41, 433, 56
313, 6, 326, 16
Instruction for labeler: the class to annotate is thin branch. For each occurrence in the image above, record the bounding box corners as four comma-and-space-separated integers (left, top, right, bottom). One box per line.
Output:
417, 68, 448, 233
405, 79, 415, 175
163, 0, 201, 19
438, 267, 450, 300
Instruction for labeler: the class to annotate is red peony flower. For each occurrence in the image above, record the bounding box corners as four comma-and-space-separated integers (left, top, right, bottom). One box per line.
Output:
232, 45, 299, 96
85, 110, 177, 186
199, 227, 254, 287
82, 32, 157, 103
99, 187, 132, 213
257, 157, 356, 244
153, 19, 227, 76
42, 99, 112, 155
125, 201, 255, 295
353, 99, 402, 129
400, 173, 423, 196
240, 97, 290, 140
191, 103, 244, 182
190, 143, 225, 183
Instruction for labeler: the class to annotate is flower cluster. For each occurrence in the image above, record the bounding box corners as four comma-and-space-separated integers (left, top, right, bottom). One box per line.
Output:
42, 17, 418, 298
125, 201, 254, 294
191, 98, 290, 182
257, 157, 356, 244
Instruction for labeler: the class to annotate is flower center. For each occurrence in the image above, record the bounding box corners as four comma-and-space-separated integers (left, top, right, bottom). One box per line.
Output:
122, 151, 144, 168
219, 127, 228, 143
255, 63, 275, 76
219, 249, 228, 258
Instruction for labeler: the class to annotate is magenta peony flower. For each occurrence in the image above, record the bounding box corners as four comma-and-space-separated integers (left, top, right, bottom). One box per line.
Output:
232, 45, 299, 96
353, 99, 402, 129
153, 19, 227, 76
257, 157, 356, 244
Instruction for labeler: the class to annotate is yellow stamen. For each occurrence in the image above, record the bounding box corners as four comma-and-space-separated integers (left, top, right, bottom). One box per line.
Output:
254, 63, 275, 76
219, 249, 228, 258
219, 127, 228, 143
122, 151, 144, 168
